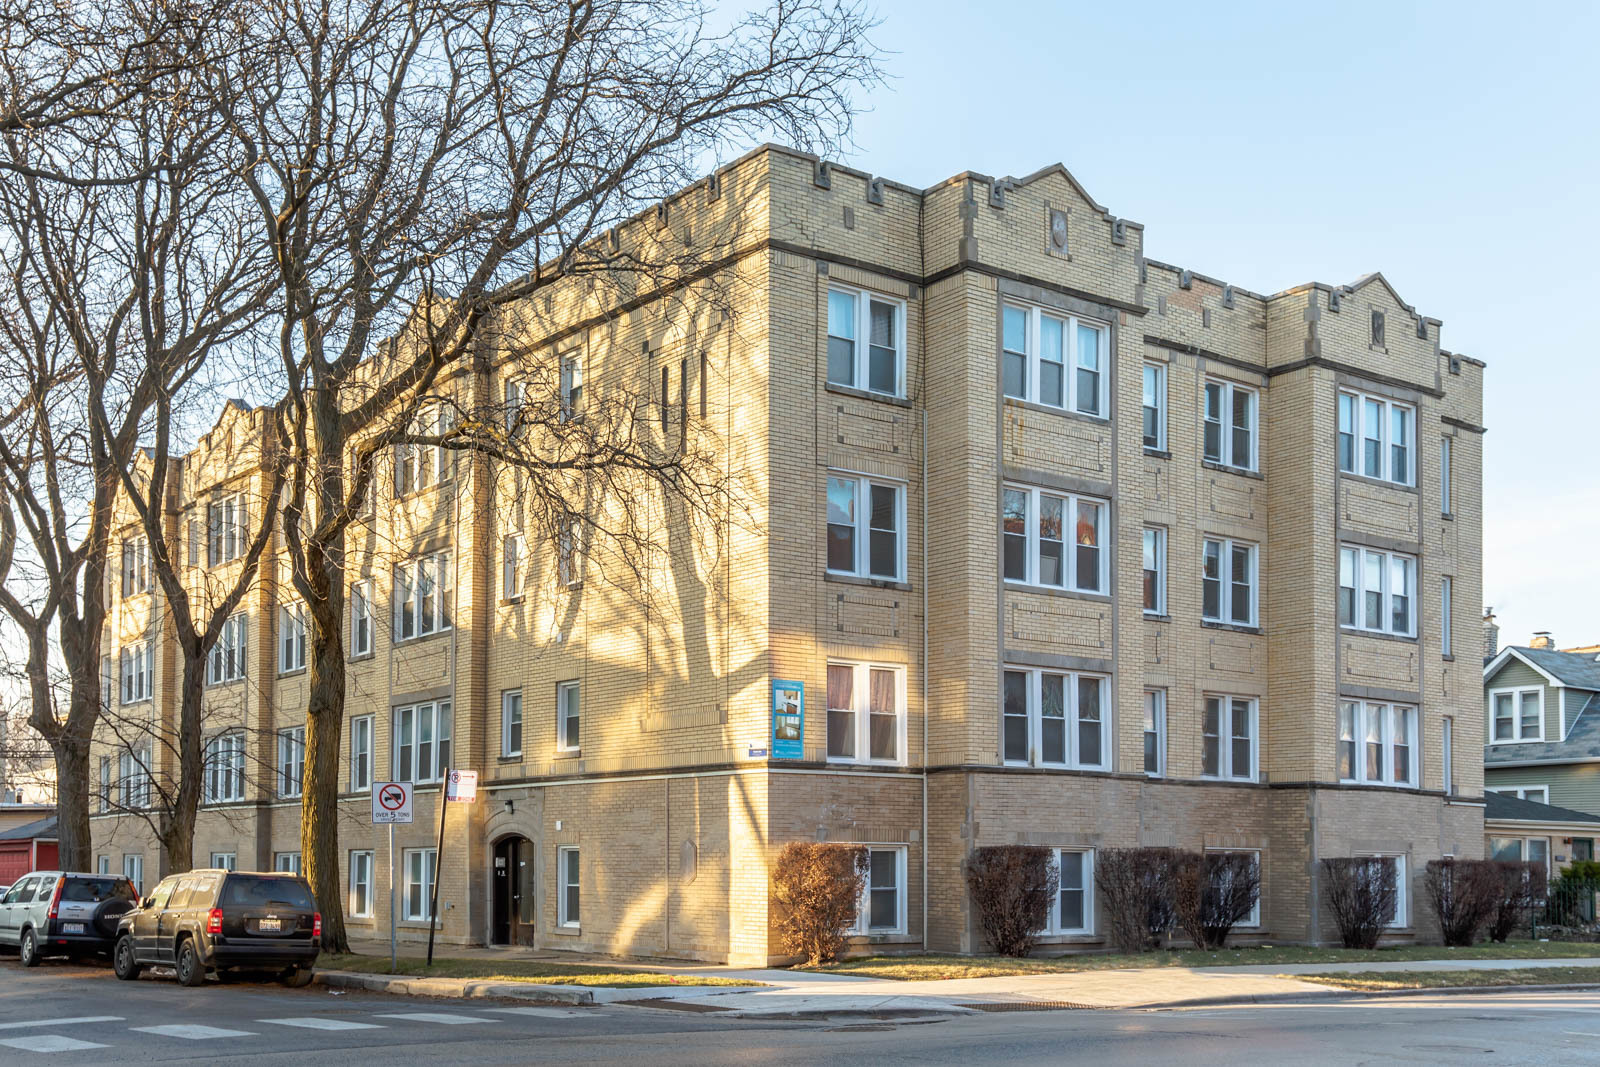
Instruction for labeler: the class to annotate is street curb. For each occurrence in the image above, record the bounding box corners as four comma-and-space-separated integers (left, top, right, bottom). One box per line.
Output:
1136, 981, 1600, 1011
315, 969, 596, 1005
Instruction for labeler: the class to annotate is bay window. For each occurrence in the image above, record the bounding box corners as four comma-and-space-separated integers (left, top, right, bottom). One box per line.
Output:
1338, 701, 1417, 787
1202, 695, 1257, 781
1338, 546, 1415, 636
394, 552, 453, 641
1002, 668, 1107, 769
1001, 303, 1107, 416
1339, 390, 1414, 485
1202, 538, 1257, 626
1002, 485, 1107, 594
394, 700, 452, 783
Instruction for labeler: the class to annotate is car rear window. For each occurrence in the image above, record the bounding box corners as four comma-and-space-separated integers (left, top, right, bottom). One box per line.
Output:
222, 876, 315, 910
61, 877, 135, 903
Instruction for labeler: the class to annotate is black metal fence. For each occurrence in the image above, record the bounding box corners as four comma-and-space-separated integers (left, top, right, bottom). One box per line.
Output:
1533, 878, 1600, 939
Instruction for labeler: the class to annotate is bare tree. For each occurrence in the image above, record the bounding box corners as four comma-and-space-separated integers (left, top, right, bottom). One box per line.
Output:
1174, 850, 1261, 950
173, 0, 881, 950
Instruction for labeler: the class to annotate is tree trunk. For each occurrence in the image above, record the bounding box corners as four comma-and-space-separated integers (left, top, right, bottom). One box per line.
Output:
49, 727, 93, 872
302, 577, 348, 951
158, 650, 207, 874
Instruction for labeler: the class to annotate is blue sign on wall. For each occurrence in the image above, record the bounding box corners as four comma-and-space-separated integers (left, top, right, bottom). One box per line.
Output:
771, 680, 804, 760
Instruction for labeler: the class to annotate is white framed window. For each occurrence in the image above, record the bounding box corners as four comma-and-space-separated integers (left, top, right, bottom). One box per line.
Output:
97, 855, 110, 875
1490, 687, 1543, 744
120, 536, 150, 596
350, 714, 372, 791
1204, 848, 1262, 928
394, 405, 455, 496
404, 848, 438, 921
1001, 485, 1107, 594
119, 746, 152, 809
206, 494, 247, 566
501, 690, 523, 758
1440, 435, 1452, 515
1490, 836, 1551, 881
825, 662, 905, 765
1338, 701, 1417, 787
1142, 527, 1166, 615
350, 580, 373, 658
556, 682, 580, 753
1203, 379, 1257, 471
557, 513, 583, 587
123, 854, 143, 892
1442, 716, 1454, 795
207, 613, 248, 685
849, 846, 906, 935
393, 552, 453, 641
1441, 576, 1453, 657
120, 641, 154, 703
98, 757, 110, 812
1363, 853, 1408, 928
1339, 390, 1414, 485
279, 602, 307, 673
558, 846, 580, 928
1143, 690, 1166, 777
210, 852, 236, 871
1491, 785, 1551, 805
1142, 362, 1167, 450
274, 851, 302, 875
204, 733, 246, 803
1002, 668, 1108, 770
503, 377, 525, 432
349, 850, 374, 918
502, 535, 525, 600
1001, 303, 1107, 417
1338, 545, 1415, 637
559, 352, 583, 420
827, 473, 905, 581
1049, 849, 1094, 935
827, 285, 905, 397
1202, 695, 1257, 781
394, 700, 452, 783
100, 655, 112, 709
277, 725, 305, 798
1202, 538, 1257, 626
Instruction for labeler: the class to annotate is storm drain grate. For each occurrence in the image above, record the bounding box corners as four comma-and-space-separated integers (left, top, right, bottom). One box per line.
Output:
958, 1000, 1095, 1012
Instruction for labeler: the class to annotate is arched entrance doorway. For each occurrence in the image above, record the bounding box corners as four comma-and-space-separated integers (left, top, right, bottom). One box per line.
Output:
492, 835, 535, 946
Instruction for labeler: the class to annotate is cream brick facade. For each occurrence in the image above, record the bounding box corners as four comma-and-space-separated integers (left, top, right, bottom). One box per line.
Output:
89, 145, 1485, 962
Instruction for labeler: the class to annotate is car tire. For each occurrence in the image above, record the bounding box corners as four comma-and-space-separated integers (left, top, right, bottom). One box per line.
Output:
175, 939, 206, 987
113, 935, 141, 981
279, 966, 314, 988
18, 928, 40, 968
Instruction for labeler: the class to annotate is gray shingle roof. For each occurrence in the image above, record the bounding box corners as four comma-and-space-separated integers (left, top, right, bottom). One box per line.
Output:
1486, 690, 1600, 764
1484, 790, 1600, 825
0, 815, 56, 840
1502, 646, 1600, 690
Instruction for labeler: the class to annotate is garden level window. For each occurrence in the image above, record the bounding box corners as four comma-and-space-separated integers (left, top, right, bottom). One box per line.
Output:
1204, 849, 1262, 928
1338, 546, 1415, 637
1202, 538, 1257, 626
1002, 668, 1107, 769
404, 848, 437, 921
1001, 304, 1106, 416
204, 733, 245, 803
1203, 379, 1257, 471
278, 726, 305, 798
1362, 854, 1408, 928
349, 851, 374, 918
210, 853, 236, 871
1142, 528, 1166, 614
1143, 363, 1167, 450
1202, 696, 1257, 781
827, 474, 904, 581
394, 553, 453, 641
275, 852, 302, 875
394, 700, 452, 783
1490, 687, 1542, 743
558, 847, 580, 928
826, 662, 903, 764
1002, 486, 1107, 594
850, 847, 906, 934
1049, 849, 1093, 934
207, 614, 247, 685
1338, 701, 1417, 787
1338, 391, 1414, 485
827, 286, 904, 396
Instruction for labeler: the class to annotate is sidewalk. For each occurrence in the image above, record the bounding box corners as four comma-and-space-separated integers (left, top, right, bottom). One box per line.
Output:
333, 943, 1600, 1014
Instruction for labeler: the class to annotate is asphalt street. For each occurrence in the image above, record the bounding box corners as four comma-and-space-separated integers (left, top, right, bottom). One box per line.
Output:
4, 957, 1600, 1064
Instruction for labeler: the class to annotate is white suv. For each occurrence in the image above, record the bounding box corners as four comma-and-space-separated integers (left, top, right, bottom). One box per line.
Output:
0, 872, 139, 966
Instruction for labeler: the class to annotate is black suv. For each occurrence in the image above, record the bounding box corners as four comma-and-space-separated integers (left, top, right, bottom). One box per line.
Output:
113, 869, 320, 987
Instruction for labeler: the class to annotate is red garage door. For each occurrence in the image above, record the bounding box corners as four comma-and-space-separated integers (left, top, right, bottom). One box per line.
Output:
0, 843, 30, 885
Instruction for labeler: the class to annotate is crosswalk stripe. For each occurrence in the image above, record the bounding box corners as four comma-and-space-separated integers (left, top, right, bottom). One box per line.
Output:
0, 1016, 123, 1030
374, 1012, 495, 1025
132, 1024, 257, 1040
260, 1017, 384, 1031
0, 1035, 110, 1052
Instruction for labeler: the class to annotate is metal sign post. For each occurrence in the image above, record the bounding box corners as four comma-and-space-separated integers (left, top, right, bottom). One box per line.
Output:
426, 769, 479, 967
372, 782, 413, 975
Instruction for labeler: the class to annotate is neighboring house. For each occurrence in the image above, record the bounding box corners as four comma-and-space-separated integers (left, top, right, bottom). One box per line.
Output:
88, 145, 1485, 961
0, 815, 59, 886
1484, 638, 1600, 821
1483, 791, 1600, 876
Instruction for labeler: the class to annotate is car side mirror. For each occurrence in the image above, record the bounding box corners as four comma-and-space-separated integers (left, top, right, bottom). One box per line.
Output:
141, 897, 154, 909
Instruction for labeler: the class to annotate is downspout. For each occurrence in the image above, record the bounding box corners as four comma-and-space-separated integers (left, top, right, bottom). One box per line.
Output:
919, 191, 930, 952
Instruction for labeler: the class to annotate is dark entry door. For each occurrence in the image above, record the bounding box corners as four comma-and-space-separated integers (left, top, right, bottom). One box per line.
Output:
492, 837, 534, 945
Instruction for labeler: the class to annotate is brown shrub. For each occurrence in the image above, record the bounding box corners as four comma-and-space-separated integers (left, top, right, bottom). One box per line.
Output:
1322, 857, 1398, 949
1485, 861, 1548, 943
1095, 847, 1180, 953
772, 842, 867, 966
1174, 850, 1261, 950
1423, 859, 1499, 947
966, 846, 1059, 958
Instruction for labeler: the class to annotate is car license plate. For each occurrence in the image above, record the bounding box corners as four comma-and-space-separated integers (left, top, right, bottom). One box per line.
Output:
62, 922, 84, 934
258, 918, 281, 932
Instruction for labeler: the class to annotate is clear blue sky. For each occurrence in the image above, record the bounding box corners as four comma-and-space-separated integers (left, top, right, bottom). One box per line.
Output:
834, 0, 1599, 652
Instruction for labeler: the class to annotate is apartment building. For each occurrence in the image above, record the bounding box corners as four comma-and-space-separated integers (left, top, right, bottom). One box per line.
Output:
89, 145, 1485, 962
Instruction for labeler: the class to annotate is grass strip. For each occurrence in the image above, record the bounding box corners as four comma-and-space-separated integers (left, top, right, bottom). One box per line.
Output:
320, 952, 761, 988
1294, 966, 1600, 991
